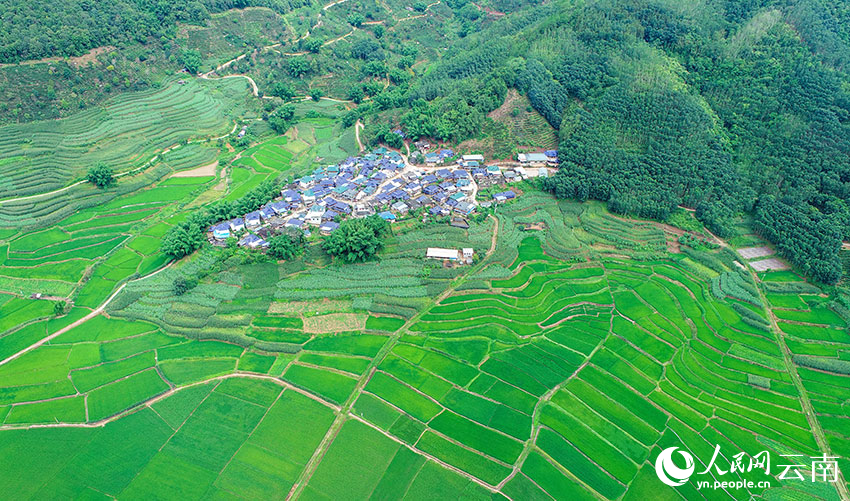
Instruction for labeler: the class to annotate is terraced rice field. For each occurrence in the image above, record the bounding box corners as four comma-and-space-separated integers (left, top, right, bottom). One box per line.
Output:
0, 175, 219, 363
763, 277, 850, 490
0, 78, 243, 200
2, 202, 845, 499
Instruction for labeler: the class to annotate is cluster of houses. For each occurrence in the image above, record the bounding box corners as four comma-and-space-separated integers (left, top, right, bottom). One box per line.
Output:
415, 141, 559, 170
206, 147, 555, 250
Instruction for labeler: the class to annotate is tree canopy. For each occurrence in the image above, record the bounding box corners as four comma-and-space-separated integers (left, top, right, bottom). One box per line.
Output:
86, 163, 115, 189
161, 180, 280, 259
322, 215, 391, 263
268, 231, 305, 261
0, 0, 312, 63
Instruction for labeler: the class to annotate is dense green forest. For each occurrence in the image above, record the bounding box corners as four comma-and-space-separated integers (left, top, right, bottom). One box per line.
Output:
0, 0, 314, 62
386, 0, 850, 283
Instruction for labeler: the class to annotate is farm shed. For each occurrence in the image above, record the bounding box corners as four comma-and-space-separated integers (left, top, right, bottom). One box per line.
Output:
450, 218, 469, 229
427, 248, 461, 261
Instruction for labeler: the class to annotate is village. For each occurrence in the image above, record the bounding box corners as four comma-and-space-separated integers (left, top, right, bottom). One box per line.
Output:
207, 145, 559, 262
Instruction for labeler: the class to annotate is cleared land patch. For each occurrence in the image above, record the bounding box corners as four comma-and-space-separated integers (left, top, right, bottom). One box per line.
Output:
302, 313, 368, 333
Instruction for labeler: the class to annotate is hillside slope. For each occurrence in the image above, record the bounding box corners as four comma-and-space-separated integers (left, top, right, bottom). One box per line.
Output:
404, 0, 850, 283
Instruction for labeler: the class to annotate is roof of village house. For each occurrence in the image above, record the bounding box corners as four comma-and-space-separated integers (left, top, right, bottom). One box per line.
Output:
320, 221, 340, 232
519, 152, 548, 162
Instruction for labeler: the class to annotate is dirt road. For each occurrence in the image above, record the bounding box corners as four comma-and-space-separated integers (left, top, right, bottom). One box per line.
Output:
355, 119, 365, 152
0, 262, 172, 368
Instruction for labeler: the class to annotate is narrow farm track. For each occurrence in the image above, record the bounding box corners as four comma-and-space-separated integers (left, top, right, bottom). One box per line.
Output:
0, 373, 338, 431
500, 309, 610, 492
355, 119, 365, 152
0, 261, 172, 368
395, 0, 441, 21
201, 24, 356, 99
200, 73, 260, 96
201, 0, 358, 84
1, 0, 435, 206
348, 414, 502, 493
287, 218, 503, 499
750, 268, 850, 499
487, 214, 498, 256
322, 0, 349, 10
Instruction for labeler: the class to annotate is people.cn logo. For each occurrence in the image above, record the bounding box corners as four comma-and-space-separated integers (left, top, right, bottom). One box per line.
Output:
655, 447, 696, 487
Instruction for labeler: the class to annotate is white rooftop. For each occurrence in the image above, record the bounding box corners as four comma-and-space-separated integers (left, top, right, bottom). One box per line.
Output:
518, 153, 549, 162
426, 247, 460, 260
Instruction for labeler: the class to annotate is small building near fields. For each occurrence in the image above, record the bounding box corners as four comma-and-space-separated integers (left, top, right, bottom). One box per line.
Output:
319, 221, 340, 235
212, 223, 231, 240
426, 247, 461, 261
517, 152, 549, 166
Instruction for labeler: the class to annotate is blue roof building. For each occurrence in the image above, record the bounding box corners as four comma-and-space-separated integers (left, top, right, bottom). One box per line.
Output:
286, 218, 304, 228
259, 206, 275, 220
245, 211, 261, 227
212, 223, 231, 240
320, 221, 340, 234
238, 234, 264, 248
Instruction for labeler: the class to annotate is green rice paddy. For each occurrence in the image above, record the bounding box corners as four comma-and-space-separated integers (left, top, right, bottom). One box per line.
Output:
0, 190, 845, 500
0, 73, 845, 501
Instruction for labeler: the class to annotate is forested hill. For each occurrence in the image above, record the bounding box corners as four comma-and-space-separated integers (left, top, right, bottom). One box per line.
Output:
542, 0, 850, 285
404, 0, 850, 283
0, 0, 314, 63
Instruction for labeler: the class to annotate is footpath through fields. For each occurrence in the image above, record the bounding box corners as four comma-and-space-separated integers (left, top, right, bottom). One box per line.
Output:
286, 217, 503, 498
0, 262, 172, 368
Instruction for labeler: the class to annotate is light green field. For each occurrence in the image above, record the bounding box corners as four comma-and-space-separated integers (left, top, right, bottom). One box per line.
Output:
0, 105, 844, 501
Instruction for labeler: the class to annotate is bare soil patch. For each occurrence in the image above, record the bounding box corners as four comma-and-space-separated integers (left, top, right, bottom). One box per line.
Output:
0, 46, 114, 68
172, 161, 219, 178
751, 257, 789, 271
657, 223, 685, 253
738, 246, 775, 259
488, 89, 525, 121
303, 313, 367, 333
269, 299, 351, 315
